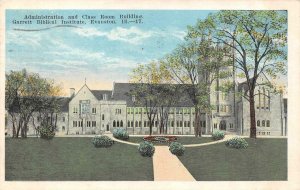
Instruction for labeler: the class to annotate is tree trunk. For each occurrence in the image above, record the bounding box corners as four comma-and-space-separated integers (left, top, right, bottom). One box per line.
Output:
16, 119, 22, 138
194, 107, 202, 137
11, 114, 16, 138
249, 91, 256, 138
54, 113, 58, 132
149, 122, 152, 136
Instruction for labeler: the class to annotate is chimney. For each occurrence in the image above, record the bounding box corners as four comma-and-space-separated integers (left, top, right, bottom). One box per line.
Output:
70, 88, 75, 97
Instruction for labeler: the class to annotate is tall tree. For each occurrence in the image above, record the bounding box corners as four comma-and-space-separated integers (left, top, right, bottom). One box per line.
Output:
208, 10, 287, 138
129, 62, 161, 135
162, 38, 231, 137
5, 69, 63, 138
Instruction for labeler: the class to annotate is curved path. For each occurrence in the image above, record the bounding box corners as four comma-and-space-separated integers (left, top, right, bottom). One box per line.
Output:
107, 134, 233, 147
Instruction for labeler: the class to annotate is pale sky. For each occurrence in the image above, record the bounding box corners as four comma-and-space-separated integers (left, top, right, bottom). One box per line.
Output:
6, 10, 215, 95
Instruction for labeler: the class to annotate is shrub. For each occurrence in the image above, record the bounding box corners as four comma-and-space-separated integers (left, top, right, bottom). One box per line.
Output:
138, 141, 155, 157
92, 135, 114, 148
39, 125, 55, 140
225, 137, 248, 149
113, 128, 129, 140
212, 130, 225, 140
169, 142, 185, 156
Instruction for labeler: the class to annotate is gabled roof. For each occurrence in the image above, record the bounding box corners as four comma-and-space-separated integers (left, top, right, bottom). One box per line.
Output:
112, 83, 194, 107
91, 90, 112, 100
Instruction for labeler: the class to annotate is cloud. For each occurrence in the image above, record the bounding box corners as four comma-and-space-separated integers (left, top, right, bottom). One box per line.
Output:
6, 30, 42, 47
48, 40, 105, 60
74, 26, 153, 45
73, 27, 186, 45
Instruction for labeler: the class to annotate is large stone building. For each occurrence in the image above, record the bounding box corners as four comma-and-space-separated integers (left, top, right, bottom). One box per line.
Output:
6, 76, 288, 137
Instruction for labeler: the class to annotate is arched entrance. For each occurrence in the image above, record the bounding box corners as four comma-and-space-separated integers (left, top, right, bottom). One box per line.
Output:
219, 120, 226, 131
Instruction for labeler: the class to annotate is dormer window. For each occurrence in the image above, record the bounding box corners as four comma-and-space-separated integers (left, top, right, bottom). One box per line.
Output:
103, 94, 107, 101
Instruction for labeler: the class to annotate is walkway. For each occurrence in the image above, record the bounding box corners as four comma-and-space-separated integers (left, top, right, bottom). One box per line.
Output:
153, 146, 196, 181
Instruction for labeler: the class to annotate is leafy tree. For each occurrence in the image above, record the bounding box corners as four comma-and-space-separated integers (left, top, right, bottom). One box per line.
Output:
129, 63, 160, 135
130, 62, 182, 135
5, 69, 63, 138
207, 10, 287, 138
162, 37, 231, 137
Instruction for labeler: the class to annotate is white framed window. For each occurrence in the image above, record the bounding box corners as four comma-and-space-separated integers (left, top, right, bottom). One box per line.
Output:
92, 108, 96, 114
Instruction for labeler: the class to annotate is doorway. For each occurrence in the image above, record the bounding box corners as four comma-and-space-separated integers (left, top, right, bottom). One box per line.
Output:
219, 120, 226, 131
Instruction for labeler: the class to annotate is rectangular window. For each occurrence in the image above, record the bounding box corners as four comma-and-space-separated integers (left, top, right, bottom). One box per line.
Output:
115, 109, 121, 114
102, 114, 104, 120
62, 117, 65, 122
87, 121, 90, 127
92, 108, 96, 114
127, 108, 130, 114
92, 121, 96, 127
80, 100, 90, 114
262, 120, 265, 127
266, 120, 270, 127
171, 121, 174, 127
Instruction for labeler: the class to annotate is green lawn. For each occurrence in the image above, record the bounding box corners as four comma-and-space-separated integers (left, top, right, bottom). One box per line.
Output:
178, 138, 287, 181
5, 138, 153, 181
127, 136, 214, 145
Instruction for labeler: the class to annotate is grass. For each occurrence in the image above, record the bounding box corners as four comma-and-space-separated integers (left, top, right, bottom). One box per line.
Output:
5, 137, 153, 181
127, 136, 214, 145
178, 138, 287, 181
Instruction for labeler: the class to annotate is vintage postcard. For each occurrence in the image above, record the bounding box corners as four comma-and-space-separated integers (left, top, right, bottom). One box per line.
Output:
0, 0, 299, 190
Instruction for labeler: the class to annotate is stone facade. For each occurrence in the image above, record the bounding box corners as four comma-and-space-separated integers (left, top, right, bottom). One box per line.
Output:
5, 78, 287, 137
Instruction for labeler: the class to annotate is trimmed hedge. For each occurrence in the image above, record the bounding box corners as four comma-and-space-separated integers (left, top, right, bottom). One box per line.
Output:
113, 128, 129, 140
138, 141, 155, 157
169, 142, 185, 156
39, 125, 55, 140
92, 135, 114, 148
212, 130, 225, 140
225, 137, 248, 149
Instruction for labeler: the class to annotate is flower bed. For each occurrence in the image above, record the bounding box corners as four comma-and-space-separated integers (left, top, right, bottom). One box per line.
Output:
143, 136, 177, 143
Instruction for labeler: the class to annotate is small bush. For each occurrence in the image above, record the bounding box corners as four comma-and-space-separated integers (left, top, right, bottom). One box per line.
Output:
39, 125, 55, 140
138, 141, 155, 157
212, 130, 225, 140
225, 137, 248, 149
92, 135, 114, 148
169, 142, 185, 156
113, 128, 129, 140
